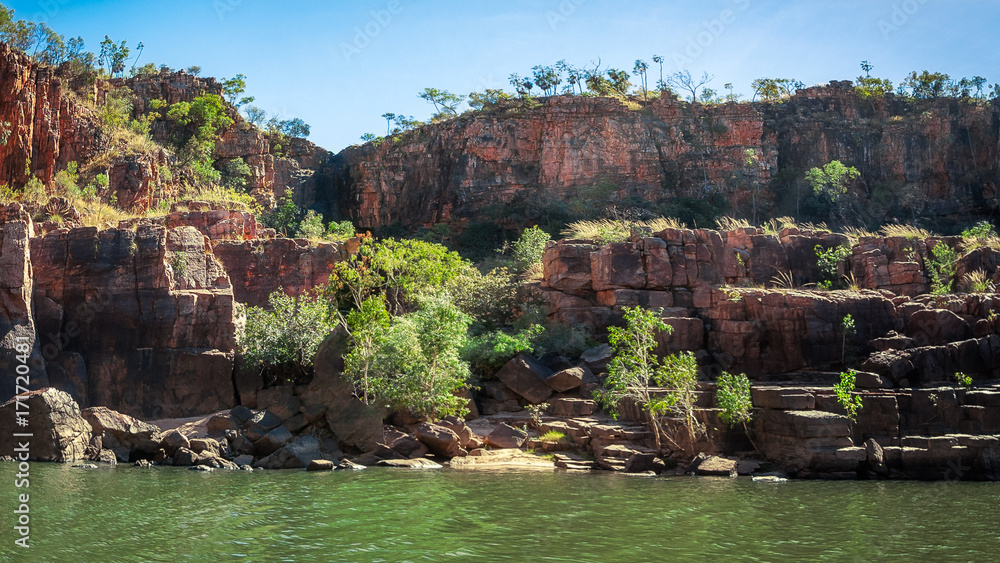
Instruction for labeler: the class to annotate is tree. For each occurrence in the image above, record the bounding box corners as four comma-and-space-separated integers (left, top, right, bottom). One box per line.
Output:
223, 74, 255, 108
900, 70, 956, 98
344, 293, 472, 420
531, 64, 561, 96
668, 70, 713, 102
280, 117, 310, 138
805, 160, 861, 223
508, 73, 533, 97
556, 60, 583, 94
98, 35, 130, 77
468, 89, 510, 112
595, 306, 701, 454
651, 54, 666, 91
716, 372, 754, 434
186, 65, 201, 76
418, 87, 465, 116
243, 105, 266, 126
751, 77, 803, 102
860, 60, 873, 77
381, 112, 397, 135
633, 59, 649, 100
238, 290, 337, 386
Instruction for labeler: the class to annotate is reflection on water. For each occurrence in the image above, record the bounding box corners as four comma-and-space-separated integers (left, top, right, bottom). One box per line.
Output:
0, 463, 998, 561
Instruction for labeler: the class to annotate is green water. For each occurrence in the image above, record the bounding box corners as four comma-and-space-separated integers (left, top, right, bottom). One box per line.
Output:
0, 463, 998, 562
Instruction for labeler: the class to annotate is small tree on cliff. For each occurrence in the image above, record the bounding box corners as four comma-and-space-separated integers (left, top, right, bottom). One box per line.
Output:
595, 307, 701, 454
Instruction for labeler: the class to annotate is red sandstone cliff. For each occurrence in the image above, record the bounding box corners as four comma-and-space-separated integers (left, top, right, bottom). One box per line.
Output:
325, 83, 999, 230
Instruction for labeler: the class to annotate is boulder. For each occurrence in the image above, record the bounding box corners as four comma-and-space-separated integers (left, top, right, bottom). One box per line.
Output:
382, 427, 427, 458
0, 388, 91, 462
544, 366, 591, 393
625, 452, 666, 473
81, 406, 162, 462
306, 459, 335, 471
415, 423, 466, 458
207, 413, 238, 434
906, 309, 969, 346
580, 344, 613, 374
376, 458, 443, 469
159, 430, 190, 457
243, 410, 282, 442
335, 459, 367, 471
230, 405, 254, 425
690, 454, 738, 477
254, 426, 294, 457
485, 423, 528, 449
548, 398, 597, 417
495, 354, 554, 404
173, 447, 200, 466
196, 454, 239, 470
254, 435, 325, 469
256, 385, 302, 421
189, 438, 223, 458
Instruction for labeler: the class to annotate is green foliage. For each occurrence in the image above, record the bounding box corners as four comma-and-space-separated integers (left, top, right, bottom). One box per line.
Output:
221, 158, 252, 190
327, 220, 355, 240
806, 161, 861, 200
462, 325, 543, 376
98, 35, 130, 77
834, 369, 863, 422
222, 74, 254, 108
962, 221, 996, 239
468, 89, 511, 112
296, 210, 326, 239
344, 293, 472, 420
99, 89, 134, 130
446, 267, 521, 329
815, 244, 852, 288
238, 290, 337, 386
263, 192, 302, 236
841, 313, 856, 365
716, 372, 753, 429
928, 242, 958, 295
510, 225, 550, 272
855, 76, 894, 99
900, 71, 957, 98
329, 237, 475, 312
751, 77, 804, 101
419, 87, 465, 118
539, 430, 569, 443
953, 372, 972, 387
170, 252, 187, 278
595, 306, 700, 452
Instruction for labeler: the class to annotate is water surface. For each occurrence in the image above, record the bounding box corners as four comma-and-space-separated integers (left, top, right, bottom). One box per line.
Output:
1, 463, 997, 561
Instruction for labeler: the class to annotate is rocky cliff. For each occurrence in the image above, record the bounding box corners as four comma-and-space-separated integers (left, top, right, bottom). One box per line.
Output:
323, 83, 1000, 231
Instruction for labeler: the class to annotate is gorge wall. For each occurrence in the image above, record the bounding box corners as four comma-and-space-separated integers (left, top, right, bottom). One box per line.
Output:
323, 83, 1000, 231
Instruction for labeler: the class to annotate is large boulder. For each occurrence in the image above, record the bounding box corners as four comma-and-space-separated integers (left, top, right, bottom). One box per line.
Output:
243, 410, 282, 442
159, 429, 190, 456
544, 366, 590, 393
495, 354, 554, 404
81, 406, 162, 462
0, 389, 91, 462
254, 435, 325, 469
254, 426, 294, 457
484, 423, 528, 449
415, 423, 466, 458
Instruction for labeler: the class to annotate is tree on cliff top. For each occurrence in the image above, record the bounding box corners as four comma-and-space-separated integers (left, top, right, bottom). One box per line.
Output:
419, 87, 465, 119
668, 70, 713, 103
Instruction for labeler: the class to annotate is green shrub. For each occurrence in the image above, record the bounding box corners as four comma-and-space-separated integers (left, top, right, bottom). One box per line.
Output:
834, 369, 863, 422
962, 220, 996, 239
462, 325, 543, 377
296, 210, 326, 239
928, 241, 958, 295
446, 267, 521, 329
238, 290, 337, 386
510, 225, 551, 272
716, 372, 753, 429
344, 293, 472, 420
595, 306, 700, 453
327, 220, 355, 240
329, 237, 474, 312
815, 244, 852, 289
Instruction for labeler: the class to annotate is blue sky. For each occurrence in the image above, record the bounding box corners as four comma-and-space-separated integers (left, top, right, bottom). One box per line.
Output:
6, 0, 999, 152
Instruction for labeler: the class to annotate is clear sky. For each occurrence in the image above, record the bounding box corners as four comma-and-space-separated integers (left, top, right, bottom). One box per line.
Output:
5, 0, 998, 153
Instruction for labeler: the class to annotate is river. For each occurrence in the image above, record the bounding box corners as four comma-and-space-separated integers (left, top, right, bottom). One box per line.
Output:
1, 463, 998, 561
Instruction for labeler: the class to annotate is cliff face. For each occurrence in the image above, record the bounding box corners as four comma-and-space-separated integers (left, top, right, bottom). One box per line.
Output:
325, 84, 1000, 229
0, 43, 99, 188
